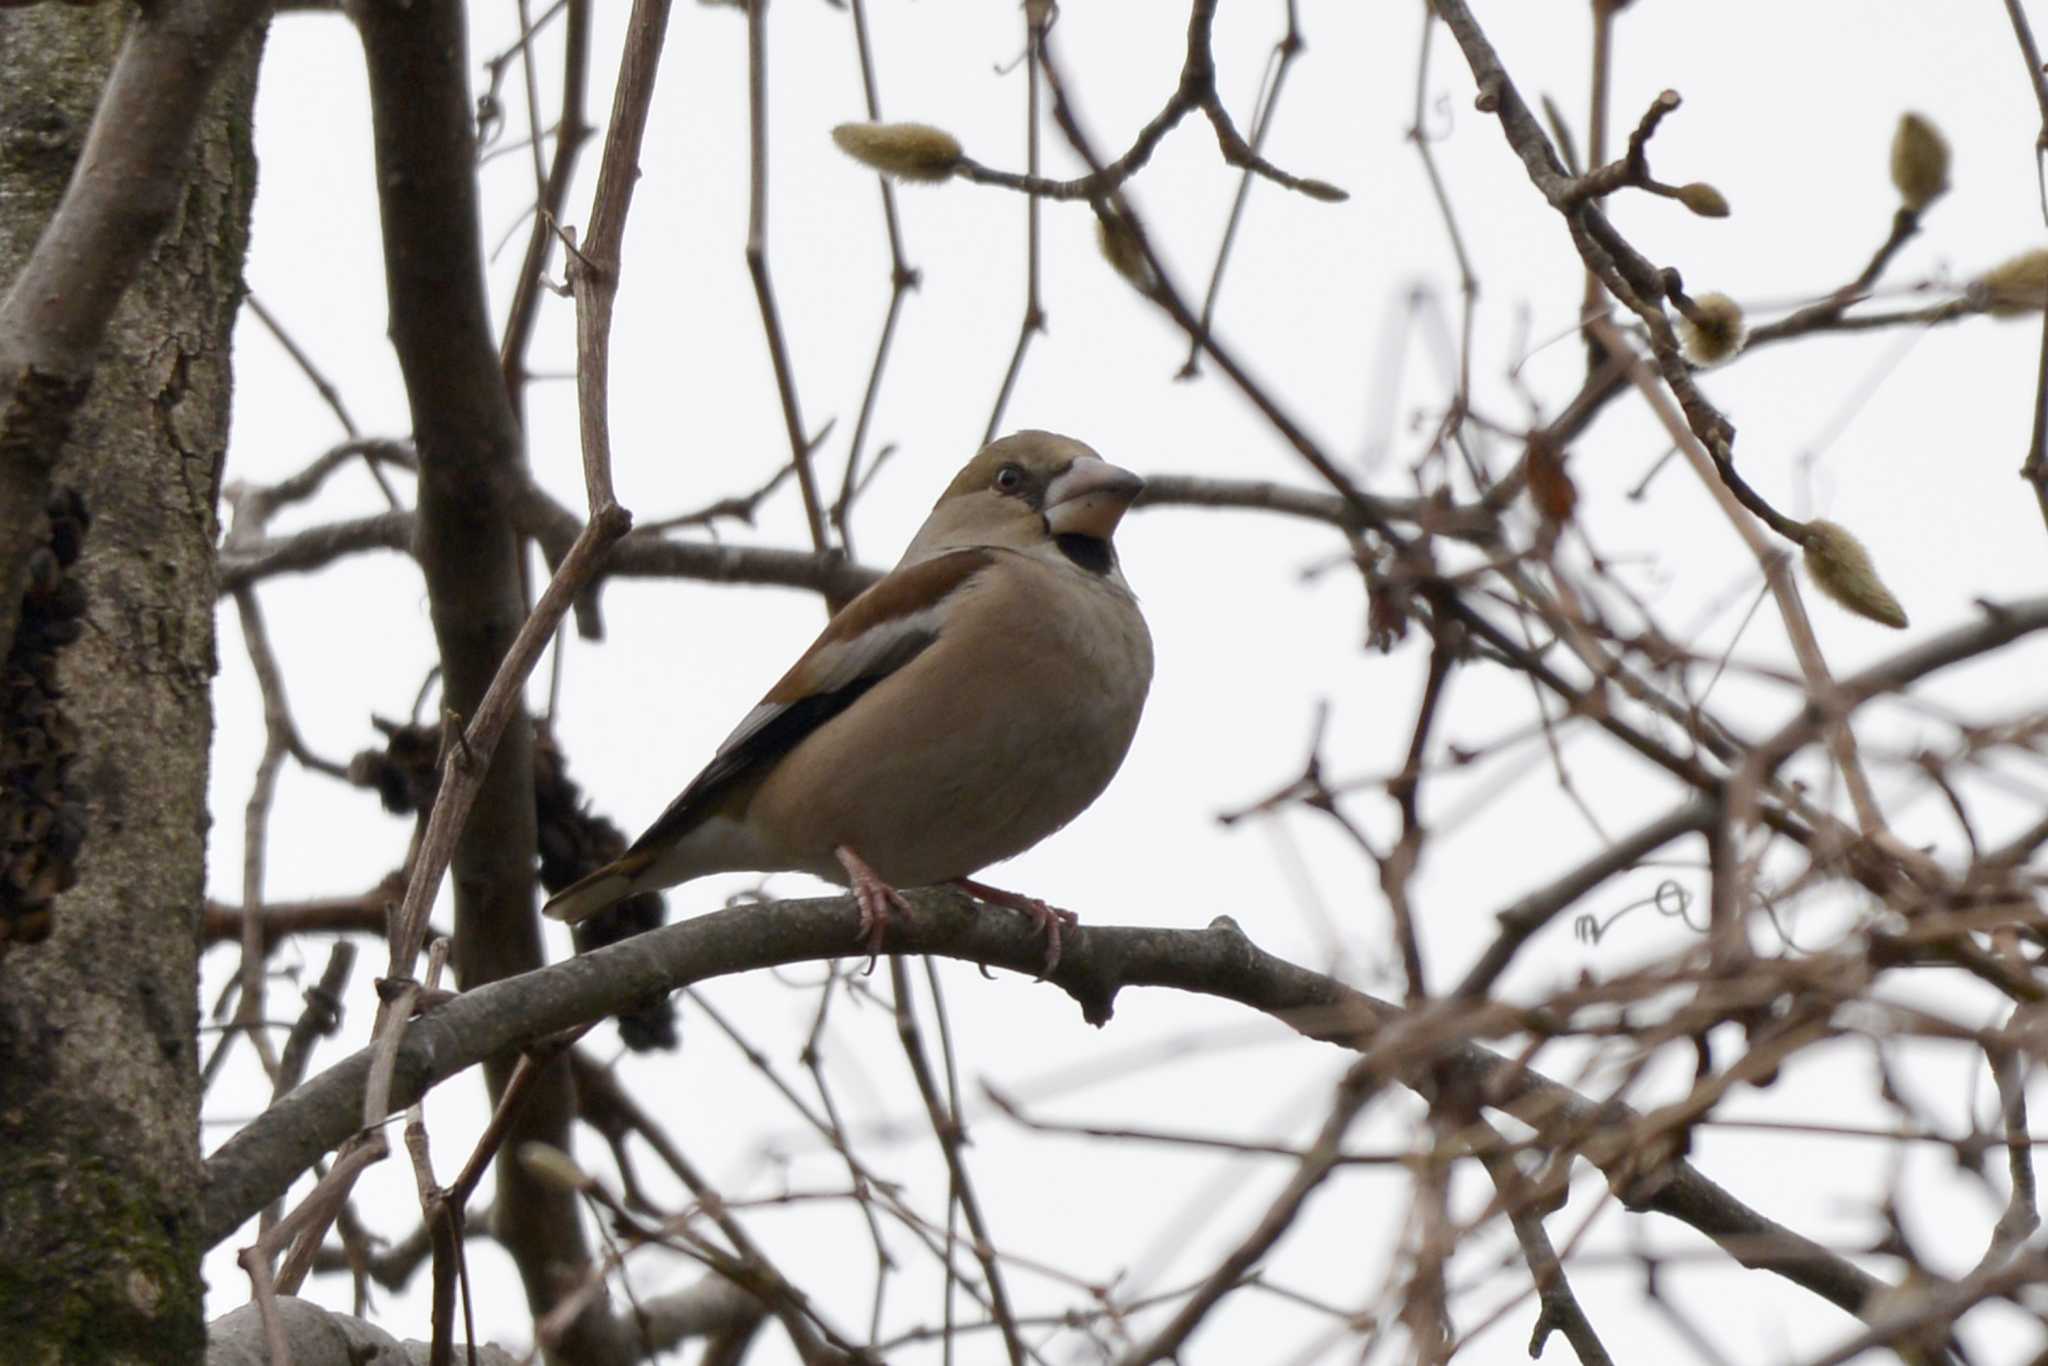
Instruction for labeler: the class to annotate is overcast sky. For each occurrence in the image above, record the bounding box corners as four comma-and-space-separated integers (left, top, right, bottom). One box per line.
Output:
202, 4, 2048, 1361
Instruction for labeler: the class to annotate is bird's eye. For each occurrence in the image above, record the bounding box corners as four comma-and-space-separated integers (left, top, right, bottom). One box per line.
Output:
993, 464, 1026, 494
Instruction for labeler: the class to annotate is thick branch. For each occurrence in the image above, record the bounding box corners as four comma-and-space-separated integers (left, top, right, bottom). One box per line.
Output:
201, 892, 1885, 1324
217, 471, 1482, 596
0, 0, 272, 664
351, 0, 596, 1345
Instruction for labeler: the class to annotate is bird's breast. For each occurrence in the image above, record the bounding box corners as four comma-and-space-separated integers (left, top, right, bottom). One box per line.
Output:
744, 557, 1152, 886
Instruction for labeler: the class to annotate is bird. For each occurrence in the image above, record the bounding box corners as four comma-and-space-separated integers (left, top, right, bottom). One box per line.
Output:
545, 430, 1153, 971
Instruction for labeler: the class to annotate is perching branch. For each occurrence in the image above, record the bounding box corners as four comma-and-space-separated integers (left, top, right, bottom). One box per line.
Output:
202, 892, 1894, 1325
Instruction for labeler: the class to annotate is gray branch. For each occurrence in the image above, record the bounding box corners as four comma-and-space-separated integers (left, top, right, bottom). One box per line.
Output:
200, 891, 1886, 1326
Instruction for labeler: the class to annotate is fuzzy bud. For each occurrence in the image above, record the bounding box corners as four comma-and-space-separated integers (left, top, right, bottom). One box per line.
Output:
1673, 181, 1730, 218
1890, 112, 1951, 213
1678, 292, 1746, 366
1095, 211, 1155, 291
1802, 520, 1908, 629
517, 1142, 596, 1194
830, 122, 963, 184
1296, 178, 1349, 203
1972, 248, 2048, 316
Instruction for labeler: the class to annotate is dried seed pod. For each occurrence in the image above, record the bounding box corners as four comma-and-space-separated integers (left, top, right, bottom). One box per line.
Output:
532, 727, 676, 1051
1678, 292, 1746, 366
1525, 434, 1578, 524
1364, 550, 1416, 654
829, 122, 964, 184
612, 993, 679, 1052
350, 719, 440, 815
1890, 112, 1951, 213
1802, 519, 1908, 629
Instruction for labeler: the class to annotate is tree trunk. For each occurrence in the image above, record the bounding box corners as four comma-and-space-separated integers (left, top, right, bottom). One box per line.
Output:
0, 7, 260, 1361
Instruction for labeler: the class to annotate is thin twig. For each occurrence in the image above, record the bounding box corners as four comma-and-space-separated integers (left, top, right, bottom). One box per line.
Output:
1455, 798, 1714, 999
498, 0, 593, 402
889, 959, 1028, 1366
983, 2, 1049, 447
1587, 318, 1896, 845
1114, 1052, 1392, 1366
1408, 6, 1479, 404
244, 294, 362, 441
1976, 1024, 2041, 1273
831, 0, 919, 559
1178, 0, 1303, 379
744, 0, 831, 556
2002, 0, 2048, 224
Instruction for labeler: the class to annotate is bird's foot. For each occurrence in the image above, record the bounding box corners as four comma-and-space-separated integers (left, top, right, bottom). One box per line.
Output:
953, 877, 1078, 975
835, 845, 912, 970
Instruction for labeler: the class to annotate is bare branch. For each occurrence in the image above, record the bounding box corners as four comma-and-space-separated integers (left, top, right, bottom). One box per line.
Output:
0, 0, 271, 662
202, 893, 1894, 1322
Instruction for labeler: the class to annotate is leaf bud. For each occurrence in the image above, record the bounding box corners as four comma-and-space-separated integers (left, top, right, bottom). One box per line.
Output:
1890, 112, 1951, 213
1802, 519, 1908, 629
829, 122, 964, 184
1678, 292, 1746, 366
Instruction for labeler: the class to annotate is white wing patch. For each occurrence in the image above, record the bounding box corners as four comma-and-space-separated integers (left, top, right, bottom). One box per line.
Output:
711, 603, 950, 760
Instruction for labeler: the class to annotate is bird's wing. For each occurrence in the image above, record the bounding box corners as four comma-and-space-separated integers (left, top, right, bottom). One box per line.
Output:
622, 547, 997, 857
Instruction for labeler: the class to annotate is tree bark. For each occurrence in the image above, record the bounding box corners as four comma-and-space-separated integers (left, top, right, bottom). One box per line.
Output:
0, 6, 260, 1362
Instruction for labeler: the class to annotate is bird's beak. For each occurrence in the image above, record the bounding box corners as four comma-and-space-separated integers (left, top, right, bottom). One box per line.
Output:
1043, 456, 1144, 541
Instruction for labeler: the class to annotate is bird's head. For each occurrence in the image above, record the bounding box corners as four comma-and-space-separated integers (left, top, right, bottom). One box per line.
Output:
902, 430, 1145, 571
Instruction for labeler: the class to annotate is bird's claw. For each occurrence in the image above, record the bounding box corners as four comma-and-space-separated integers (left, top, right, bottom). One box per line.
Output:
837, 845, 912, 972
953, 877, 1078, 975
854, 882, 913, 972
1014, 896, 1077, 976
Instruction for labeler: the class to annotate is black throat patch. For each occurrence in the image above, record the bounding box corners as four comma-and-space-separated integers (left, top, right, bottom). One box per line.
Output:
1054, 533, 1116, 576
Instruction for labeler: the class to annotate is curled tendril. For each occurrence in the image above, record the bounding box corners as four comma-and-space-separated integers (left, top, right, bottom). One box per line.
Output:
1574, 879, 1699, 945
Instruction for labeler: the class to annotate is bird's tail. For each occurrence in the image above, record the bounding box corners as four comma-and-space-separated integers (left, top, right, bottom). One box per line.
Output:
544, 851, 654, 924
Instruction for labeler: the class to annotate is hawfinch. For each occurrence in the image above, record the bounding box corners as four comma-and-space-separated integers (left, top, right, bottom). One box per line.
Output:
546, 430, 1153, 968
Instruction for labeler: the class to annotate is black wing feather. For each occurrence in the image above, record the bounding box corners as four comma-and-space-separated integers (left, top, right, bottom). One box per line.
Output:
622, 621, 941, 857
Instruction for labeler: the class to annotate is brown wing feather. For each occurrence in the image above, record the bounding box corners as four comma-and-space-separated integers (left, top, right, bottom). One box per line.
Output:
620, 549, 996, 858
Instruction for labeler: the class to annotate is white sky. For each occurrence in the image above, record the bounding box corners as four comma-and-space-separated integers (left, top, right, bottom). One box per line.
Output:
202, 3, 2048, 1361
